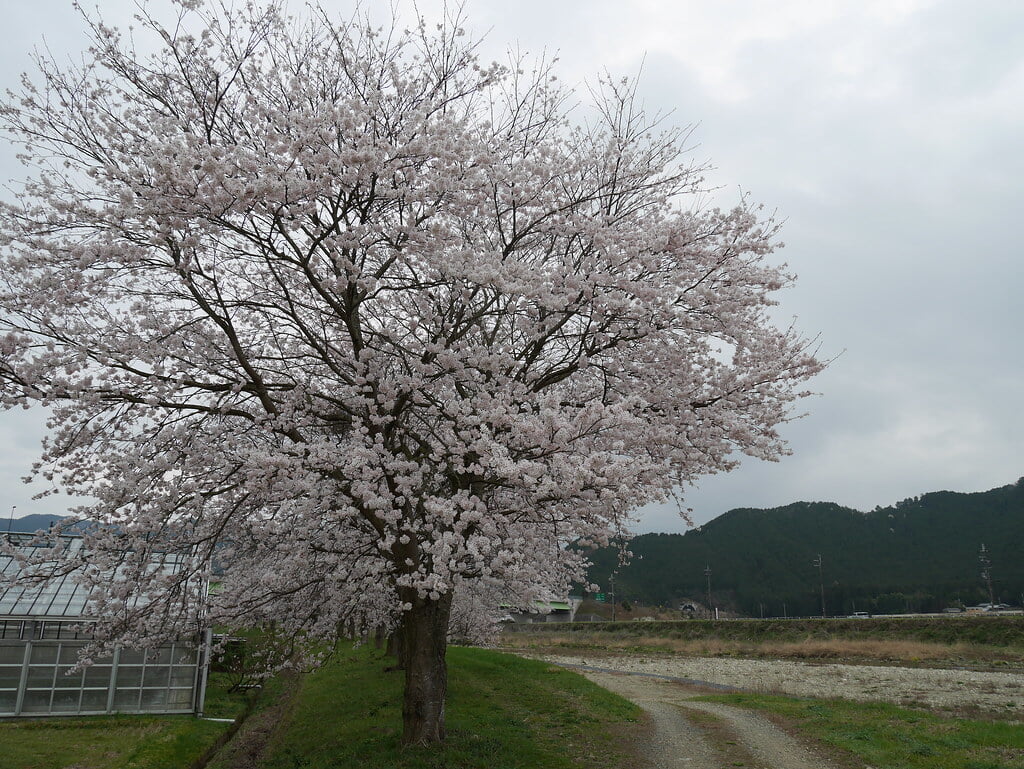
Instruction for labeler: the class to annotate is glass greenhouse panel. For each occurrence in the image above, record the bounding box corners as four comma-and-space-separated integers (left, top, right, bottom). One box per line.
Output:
0, 691, 16, 711
53, 665, 84, 688
116, 666, 143, 687
29, 645, 58, 664
82, 665, 112, 687
140, 688, 169, 709
79, 689, 108, 711
26, 666, 56, 688
118, 649, 146, 665
50, 689, 81, 712
0, 666, 22, 688
58, 645, 83, 664
167, 688, 194, 708
169, 666, 196, 686
148, 647, 174, 664
143, 666, 171, 688
0, 641, 201, 716
1, 535, 207, 717
113, 688, 141, 711
20, 690, 52, 713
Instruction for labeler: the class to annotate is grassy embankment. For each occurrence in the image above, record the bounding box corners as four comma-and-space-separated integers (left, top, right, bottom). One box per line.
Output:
0, 670, 255, 769
206, 644, 641, 769
230, 632, 1024, 769
698, 693, 1024, 769
501, 615, 1024, 668
0, 645, 642, 769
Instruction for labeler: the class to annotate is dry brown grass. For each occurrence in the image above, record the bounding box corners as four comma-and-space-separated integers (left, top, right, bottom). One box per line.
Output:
745, 638, 976, 661
499, 631, 1018, 667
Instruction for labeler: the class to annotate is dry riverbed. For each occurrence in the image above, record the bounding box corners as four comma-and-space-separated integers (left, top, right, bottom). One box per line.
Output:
531, 653, 1024, 714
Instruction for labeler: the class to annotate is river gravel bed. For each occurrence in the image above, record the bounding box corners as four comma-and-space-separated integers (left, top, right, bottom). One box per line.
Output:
534, 653, 1024, 713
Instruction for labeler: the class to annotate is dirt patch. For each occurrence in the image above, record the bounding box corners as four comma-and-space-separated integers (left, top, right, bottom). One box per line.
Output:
202, 673, 301, 769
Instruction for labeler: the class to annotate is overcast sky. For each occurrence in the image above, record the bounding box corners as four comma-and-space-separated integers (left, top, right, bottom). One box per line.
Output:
1, 1, 1021, 533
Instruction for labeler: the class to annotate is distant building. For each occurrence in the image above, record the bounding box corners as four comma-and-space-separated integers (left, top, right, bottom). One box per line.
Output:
504, 597, 582, 623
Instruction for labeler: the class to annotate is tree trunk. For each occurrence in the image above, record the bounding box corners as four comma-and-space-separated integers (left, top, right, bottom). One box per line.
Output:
398, 591, 452, 746
386, 628, 404, 664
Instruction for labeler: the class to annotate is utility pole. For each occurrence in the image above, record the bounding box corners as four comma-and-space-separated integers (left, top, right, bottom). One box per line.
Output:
5, 505, 15, 535
813, 554, 826, 618
704, 564, 712, 619
979, 544, 995, 607
610, 572, 616, 622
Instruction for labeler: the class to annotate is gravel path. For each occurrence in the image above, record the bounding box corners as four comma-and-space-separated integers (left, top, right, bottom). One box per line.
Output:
594, 671, 720, 769
522, 653, 1024, 767
539, 653, 1024, 713
581, 670, 841, 769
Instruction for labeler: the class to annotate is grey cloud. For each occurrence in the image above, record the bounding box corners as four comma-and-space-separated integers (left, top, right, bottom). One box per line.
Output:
0, 1, 1020, 532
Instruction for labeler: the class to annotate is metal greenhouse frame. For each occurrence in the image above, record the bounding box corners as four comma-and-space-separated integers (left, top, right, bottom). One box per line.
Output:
0, 533, 211, 718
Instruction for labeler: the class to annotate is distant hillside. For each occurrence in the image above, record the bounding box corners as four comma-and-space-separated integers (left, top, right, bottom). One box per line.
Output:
588, 478, 1024, 617
3, 513, 68, 534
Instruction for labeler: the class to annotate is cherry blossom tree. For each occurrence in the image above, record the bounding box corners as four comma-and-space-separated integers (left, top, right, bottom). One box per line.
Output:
0, 1, 821, 745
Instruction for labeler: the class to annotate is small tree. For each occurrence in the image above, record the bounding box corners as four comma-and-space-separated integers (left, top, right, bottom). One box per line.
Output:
0, 1, 821, 745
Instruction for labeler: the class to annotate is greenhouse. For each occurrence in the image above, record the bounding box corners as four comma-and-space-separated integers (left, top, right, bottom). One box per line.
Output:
0, 533, 210, 718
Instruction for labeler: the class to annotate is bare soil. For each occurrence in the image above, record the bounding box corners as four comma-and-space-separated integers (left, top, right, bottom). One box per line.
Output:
201, 673, 300, 769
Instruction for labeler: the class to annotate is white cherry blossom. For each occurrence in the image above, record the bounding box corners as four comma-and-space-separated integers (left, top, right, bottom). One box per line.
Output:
0, 1, 821, 746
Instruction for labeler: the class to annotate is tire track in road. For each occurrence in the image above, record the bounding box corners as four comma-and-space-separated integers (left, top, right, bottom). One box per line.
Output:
579, 669, 843, 769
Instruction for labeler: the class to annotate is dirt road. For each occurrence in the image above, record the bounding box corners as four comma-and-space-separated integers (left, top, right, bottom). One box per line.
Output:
580, 669, 841, 769
538, 653, 1024, 767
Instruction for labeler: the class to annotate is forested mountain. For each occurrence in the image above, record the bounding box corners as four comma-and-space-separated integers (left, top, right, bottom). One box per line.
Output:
588, 479, 1024, 617
9, 481, 1023, 617
4, 513, 68, 534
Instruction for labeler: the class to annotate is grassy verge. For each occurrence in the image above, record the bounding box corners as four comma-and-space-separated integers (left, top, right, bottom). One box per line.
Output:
500, 633, 1024, 668
0, 672, 251, 769
214, 644, 643, 769
699, 692, 1024, 769
500, 616, 1024, 668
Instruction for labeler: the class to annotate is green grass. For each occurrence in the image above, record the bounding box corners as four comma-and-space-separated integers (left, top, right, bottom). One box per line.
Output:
699, 692, 1024, 769
0, 648, 640, 769
0, 672, 251, 769
506, 615, 1024, 648
222, 644, 642, 769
